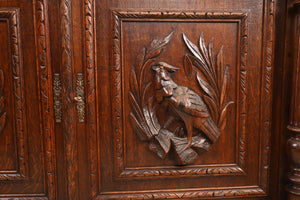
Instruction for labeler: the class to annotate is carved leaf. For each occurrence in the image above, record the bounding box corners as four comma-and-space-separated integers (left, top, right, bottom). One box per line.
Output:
198, 32, 212, 73
130, 31, 174, 143
216, 45, 224, 87
196, 72, 218, 104
208, 37, 215, 77
220, 66, 230, 107
218, 101, 234, 130
130, 113, 150, 141
182, 33, 202, 62
129, 92, 147, 129
184, 54, 194, 80
184, 33, 234, 133
147, 97, 160, 132
144, 31, 174, 61
136, 47, 146, 78
186, 55, 214, 87
185, 52, 218, 98
129, 69, 139, 100
203, 95, 218, 123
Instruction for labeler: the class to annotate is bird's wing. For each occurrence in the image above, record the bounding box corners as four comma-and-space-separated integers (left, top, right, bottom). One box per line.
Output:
174, 87, 210, 118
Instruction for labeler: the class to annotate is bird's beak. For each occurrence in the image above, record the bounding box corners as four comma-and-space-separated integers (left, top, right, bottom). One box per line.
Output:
158, 62, 179, 72
152, 65, 160, 72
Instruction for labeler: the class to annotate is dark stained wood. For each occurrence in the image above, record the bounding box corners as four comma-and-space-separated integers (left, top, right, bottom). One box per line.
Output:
0, 0, 296, 199
96, 0, 276, 199
59, 0, 79, 199
286, 0, 300, 199
0, 0, 57, 198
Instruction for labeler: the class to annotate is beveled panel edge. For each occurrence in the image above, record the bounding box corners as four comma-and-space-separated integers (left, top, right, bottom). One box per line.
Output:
0, 8, 27, 181
97, 185, 266, 199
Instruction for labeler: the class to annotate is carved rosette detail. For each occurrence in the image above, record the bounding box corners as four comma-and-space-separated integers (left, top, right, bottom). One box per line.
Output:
129, 31, 234, 165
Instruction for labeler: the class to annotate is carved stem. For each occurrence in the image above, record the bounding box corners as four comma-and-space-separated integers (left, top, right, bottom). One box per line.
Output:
286, 1, 300, 199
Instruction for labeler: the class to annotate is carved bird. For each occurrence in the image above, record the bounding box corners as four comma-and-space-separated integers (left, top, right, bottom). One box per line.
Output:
152, 62, 221, 153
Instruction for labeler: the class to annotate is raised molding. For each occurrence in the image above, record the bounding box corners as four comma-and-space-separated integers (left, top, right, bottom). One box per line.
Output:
120, 164, 244, 178
59, 0, 78, 199
34, 0, 57, 199
111, 10, 248, 178
259, 0, 276, 192
83, 0, 98, 199
0, 8, 28, 181
97, 186, 266, 199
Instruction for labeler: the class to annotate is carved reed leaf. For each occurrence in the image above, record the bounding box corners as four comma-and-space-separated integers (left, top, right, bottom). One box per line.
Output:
183, 32, 233, 130
129, 69, 139, 100
219, 101, 234, 130
196, 72, 218, 107
130, 31, 174, 142
184, 54, 193, 80
216, 46, 224, 88
0, 69, 6, 134
145, 31, 174, 61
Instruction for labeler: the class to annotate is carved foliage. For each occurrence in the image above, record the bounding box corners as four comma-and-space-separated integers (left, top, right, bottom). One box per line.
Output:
112, 10, 248, 178
129, 31, 173, 142
183, 33, 234, 131
129, 31, 234, 165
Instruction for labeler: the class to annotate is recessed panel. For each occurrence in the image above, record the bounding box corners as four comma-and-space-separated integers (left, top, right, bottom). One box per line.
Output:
96, 0, 274, 199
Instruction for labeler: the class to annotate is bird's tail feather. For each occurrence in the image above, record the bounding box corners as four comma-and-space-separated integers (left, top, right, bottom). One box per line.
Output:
201, 117, 221, 142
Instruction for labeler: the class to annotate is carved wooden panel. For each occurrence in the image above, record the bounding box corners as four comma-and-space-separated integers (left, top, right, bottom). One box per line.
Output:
0, 7, 27, 181
95, 0, 275, 199
0, 1, 57, 198
110, 9, 249, 180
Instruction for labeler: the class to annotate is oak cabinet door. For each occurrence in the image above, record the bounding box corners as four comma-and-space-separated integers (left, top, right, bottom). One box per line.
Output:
0, 1, 56, 199
91, 0, 276, 199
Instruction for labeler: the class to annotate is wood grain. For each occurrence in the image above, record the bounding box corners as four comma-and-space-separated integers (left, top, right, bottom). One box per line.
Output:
59, 0, 78, 199
0, 8, 27, 181
34, 0, 57, 199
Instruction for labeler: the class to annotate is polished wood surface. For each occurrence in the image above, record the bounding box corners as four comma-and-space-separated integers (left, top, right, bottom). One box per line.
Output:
286, 0, 300, 199
0, 0, 297, 199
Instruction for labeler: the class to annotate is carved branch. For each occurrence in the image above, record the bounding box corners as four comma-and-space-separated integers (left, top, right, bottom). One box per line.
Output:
129, 31, 234, 165
183, 32, 234, 130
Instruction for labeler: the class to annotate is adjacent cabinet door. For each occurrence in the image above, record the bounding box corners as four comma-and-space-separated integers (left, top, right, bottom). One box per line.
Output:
0, 0, 299, 200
